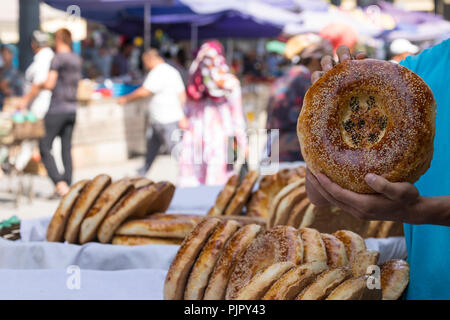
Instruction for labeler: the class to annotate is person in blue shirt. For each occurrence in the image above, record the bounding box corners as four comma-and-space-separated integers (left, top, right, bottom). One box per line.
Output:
305, 40, 450, 300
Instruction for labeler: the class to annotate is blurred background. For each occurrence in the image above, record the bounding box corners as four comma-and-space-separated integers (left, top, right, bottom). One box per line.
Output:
0, 0, 449, 220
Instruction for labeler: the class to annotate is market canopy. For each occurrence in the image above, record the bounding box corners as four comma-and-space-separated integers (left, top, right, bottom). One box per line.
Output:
43, 0, 307, 39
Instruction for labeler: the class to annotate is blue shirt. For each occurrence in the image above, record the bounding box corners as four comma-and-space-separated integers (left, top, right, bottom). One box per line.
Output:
400, 38, 450, 300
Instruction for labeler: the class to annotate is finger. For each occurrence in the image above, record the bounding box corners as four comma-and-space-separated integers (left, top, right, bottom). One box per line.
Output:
355, 52, 367, 60
307, 171, 362, 216
320, 55, 334, 72
305, 170, 331, 206
365, 174, 419, 202
311, 71, 325, 84
315, 173, 371, 208
336, 46, 351, 63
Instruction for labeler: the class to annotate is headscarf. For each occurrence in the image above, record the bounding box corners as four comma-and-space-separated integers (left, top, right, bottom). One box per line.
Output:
187, 40, 239, 101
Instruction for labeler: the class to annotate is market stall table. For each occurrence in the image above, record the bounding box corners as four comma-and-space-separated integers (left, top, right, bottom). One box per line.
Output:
0, 185, 406, 299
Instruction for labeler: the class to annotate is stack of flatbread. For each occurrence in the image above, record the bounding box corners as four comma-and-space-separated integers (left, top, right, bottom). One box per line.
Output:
46, 174, 176, 244
242, 166, 402, 238
164, 221, 410, 300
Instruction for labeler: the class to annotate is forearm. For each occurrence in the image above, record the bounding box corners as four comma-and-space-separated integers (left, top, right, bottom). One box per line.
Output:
408, 196, 450, 226
122, 87, 151, 104
23, 84, 41, 105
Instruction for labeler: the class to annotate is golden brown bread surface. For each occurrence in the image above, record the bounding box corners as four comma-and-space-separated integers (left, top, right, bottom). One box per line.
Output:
164, 218, 221, 300
298, 59, 436, 193
208, 175, 239, 216
79, 179, 133, 244
350, 249, 380, 278
185, 220, 240, 300
204, 224, 262, 300
320, 233, 348, 268
333, 230, 366, 263
297, 267, 351, 300
114, 217, 200, 239
224, 171, 259, 216
380, 259, 410, 300
247, 167, 305, 218
112, 235, 183, 246
64, 174, 111, 243
225, 226, 304, 300
326, 276, 381, 300
263, 261, 328, 300
145, 181, 176, 215
46, 180, 89, 242
267, 179, 305, 228
232, 262, 295, 300
272, 186, 307, 227
96, 184, 156, 243
298, 227, 327, 264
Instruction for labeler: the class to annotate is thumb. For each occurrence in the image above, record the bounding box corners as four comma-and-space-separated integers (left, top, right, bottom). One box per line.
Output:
365, 173, 419, 202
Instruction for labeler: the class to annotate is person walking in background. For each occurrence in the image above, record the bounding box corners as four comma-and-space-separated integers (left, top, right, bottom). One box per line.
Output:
15, 31, 54, 173
118, 49, 186, 176
266, 34, 332, 162
37, 28, 82, 198
178, 41, 247, 187
0, 44, 23, 110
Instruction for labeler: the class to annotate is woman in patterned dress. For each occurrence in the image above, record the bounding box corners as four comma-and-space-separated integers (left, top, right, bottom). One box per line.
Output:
178, 41, 247, 186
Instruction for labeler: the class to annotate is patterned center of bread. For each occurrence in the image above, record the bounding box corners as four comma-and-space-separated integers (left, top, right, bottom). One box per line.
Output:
340, 92, 388, 149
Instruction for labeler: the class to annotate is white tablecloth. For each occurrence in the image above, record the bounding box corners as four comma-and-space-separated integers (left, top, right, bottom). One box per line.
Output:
0, 185, 407, 299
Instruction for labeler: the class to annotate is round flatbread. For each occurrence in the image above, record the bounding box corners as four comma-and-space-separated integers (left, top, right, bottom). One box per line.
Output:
97, 184, 157, 243
79, 179, 133, 244
299, 227, 327, 264
64, 174, 111, 243
233, 262, 295, 300
333, 230, 366, 263
226, 226, 304, 300
164, 218, 221, 300
263, 261, 328, 300
208, 175, 239, 216
184, 220, 240, 300
112, 235, 182, 246
224, 171, 259, 216
297, 267, 351, 300
204, 224, 262, 300
321, 233, 349, 268
46, 179, 89, 242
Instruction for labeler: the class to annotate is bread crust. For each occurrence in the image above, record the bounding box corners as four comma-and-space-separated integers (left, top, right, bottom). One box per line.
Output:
333, 230, 366, 263
298, 59, 436, 193
233, 262, 295, 300
326, 276, 381, 300
286, 197, 310, 228
263, 261, 328, 300
380, 259, 410, 300
208, 175, 239, 216
64, 174, 111, 243
273, 186, 306, 227
247, 167, 305, 218
350, 249, 380, 278
145, 181, 176, 215
298, 228, 328, 264
96, 184, 157, 243
226, 226, 304, 300
112, 235, 183, 246
164, 218, 221, 300
267, 179, 305, 228
224, 171, 259, 216
297, 267, 351, 300
321, 233, 348, 268
204, 224, 262, 300
185, 220, 241, 300
79, 179, 133, 244
46, 180, 89, 242
115, 217, 200, 239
